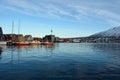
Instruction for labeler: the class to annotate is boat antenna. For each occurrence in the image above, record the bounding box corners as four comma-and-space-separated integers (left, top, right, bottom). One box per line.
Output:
51, 29, 53, 35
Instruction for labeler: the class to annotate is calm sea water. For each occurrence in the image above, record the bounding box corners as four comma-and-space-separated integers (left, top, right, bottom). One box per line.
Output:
0, 43, 120, 80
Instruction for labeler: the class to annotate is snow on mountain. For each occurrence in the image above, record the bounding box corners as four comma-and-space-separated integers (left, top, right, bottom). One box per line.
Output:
89, 26, 120, 37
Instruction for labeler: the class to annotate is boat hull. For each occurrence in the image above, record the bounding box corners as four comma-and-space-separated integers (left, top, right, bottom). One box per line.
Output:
14, 42, 30, 46
29, 41, 41, 45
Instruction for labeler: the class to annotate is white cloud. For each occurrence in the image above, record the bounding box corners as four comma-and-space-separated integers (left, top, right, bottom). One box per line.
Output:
108, 20, 120, 27
0, 0, 120, 26
67, 3, 120, 26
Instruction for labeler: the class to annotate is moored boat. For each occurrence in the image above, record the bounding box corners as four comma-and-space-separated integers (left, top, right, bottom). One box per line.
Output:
29, 41, 41, 45
6, 41, 14, 46
14, 42, 30, 46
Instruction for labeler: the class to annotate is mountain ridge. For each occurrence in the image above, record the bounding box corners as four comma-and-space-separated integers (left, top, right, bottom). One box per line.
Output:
89, 26, 120, 37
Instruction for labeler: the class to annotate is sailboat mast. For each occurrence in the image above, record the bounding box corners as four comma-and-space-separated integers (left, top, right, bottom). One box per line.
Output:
18, 20, 20, 34
12, 20, 14, 34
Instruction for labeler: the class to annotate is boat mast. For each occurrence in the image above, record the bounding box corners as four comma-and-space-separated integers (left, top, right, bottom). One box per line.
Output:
18, 19, 20, 34
11, 20, 14, 42
12, 20, 14, 34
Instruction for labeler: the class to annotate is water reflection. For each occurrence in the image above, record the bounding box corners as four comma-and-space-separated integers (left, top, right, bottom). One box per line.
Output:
0, 47, 2, 59
89, 43, 120, 59
4, 45, 56, 64
43, 45, 54, 50
90, 43, 120, 51
0, 43, 120, 80
89, 43, 120, 70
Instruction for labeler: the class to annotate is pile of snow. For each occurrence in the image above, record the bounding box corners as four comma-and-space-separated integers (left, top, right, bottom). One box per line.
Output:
90, 26, 120, 37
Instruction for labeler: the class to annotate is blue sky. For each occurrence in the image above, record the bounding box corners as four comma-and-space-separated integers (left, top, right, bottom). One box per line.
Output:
0, 0, 120, 38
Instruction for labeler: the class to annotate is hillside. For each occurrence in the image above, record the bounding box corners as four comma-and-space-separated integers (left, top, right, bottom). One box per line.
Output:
89, 26, 120, 37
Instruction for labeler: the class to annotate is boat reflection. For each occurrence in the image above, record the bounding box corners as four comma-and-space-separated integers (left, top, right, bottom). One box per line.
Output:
6, 44, 56, 64
43, 44, 54, 48
0, 47, 2, 59
42, 44, 55, 57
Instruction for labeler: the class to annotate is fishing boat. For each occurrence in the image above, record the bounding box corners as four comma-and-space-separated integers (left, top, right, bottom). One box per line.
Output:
13, 41, 30, 46
6, 41, 14, 46
30, 41, 41, 45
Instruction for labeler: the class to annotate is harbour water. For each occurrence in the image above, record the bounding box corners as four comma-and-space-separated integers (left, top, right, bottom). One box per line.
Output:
0, 43, 120, 80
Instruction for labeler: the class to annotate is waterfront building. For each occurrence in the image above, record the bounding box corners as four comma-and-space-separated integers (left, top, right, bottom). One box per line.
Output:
54, 37, 60, 42
33, 37, 41, 42
16, 34, 24, 42
43, 35, 55, 42
60, 38, 70, 42
24, 35, 33, 41
3, 34, 17, 41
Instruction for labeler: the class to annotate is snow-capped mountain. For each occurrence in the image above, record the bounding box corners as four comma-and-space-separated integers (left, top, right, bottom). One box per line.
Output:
89, 26, 120, 37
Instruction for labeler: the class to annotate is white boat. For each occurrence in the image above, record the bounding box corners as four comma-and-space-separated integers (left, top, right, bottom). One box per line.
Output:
0, 41, 7, 45
72, 39, 81, 43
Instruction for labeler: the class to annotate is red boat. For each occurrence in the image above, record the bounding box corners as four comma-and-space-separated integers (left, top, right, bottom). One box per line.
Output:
14, 42, 30, 46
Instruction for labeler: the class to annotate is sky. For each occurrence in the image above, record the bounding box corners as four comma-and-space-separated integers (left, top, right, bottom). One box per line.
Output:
0, 0, 120, 38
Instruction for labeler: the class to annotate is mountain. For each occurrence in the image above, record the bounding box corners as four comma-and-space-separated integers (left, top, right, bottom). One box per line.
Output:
89, 26, 120, 37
